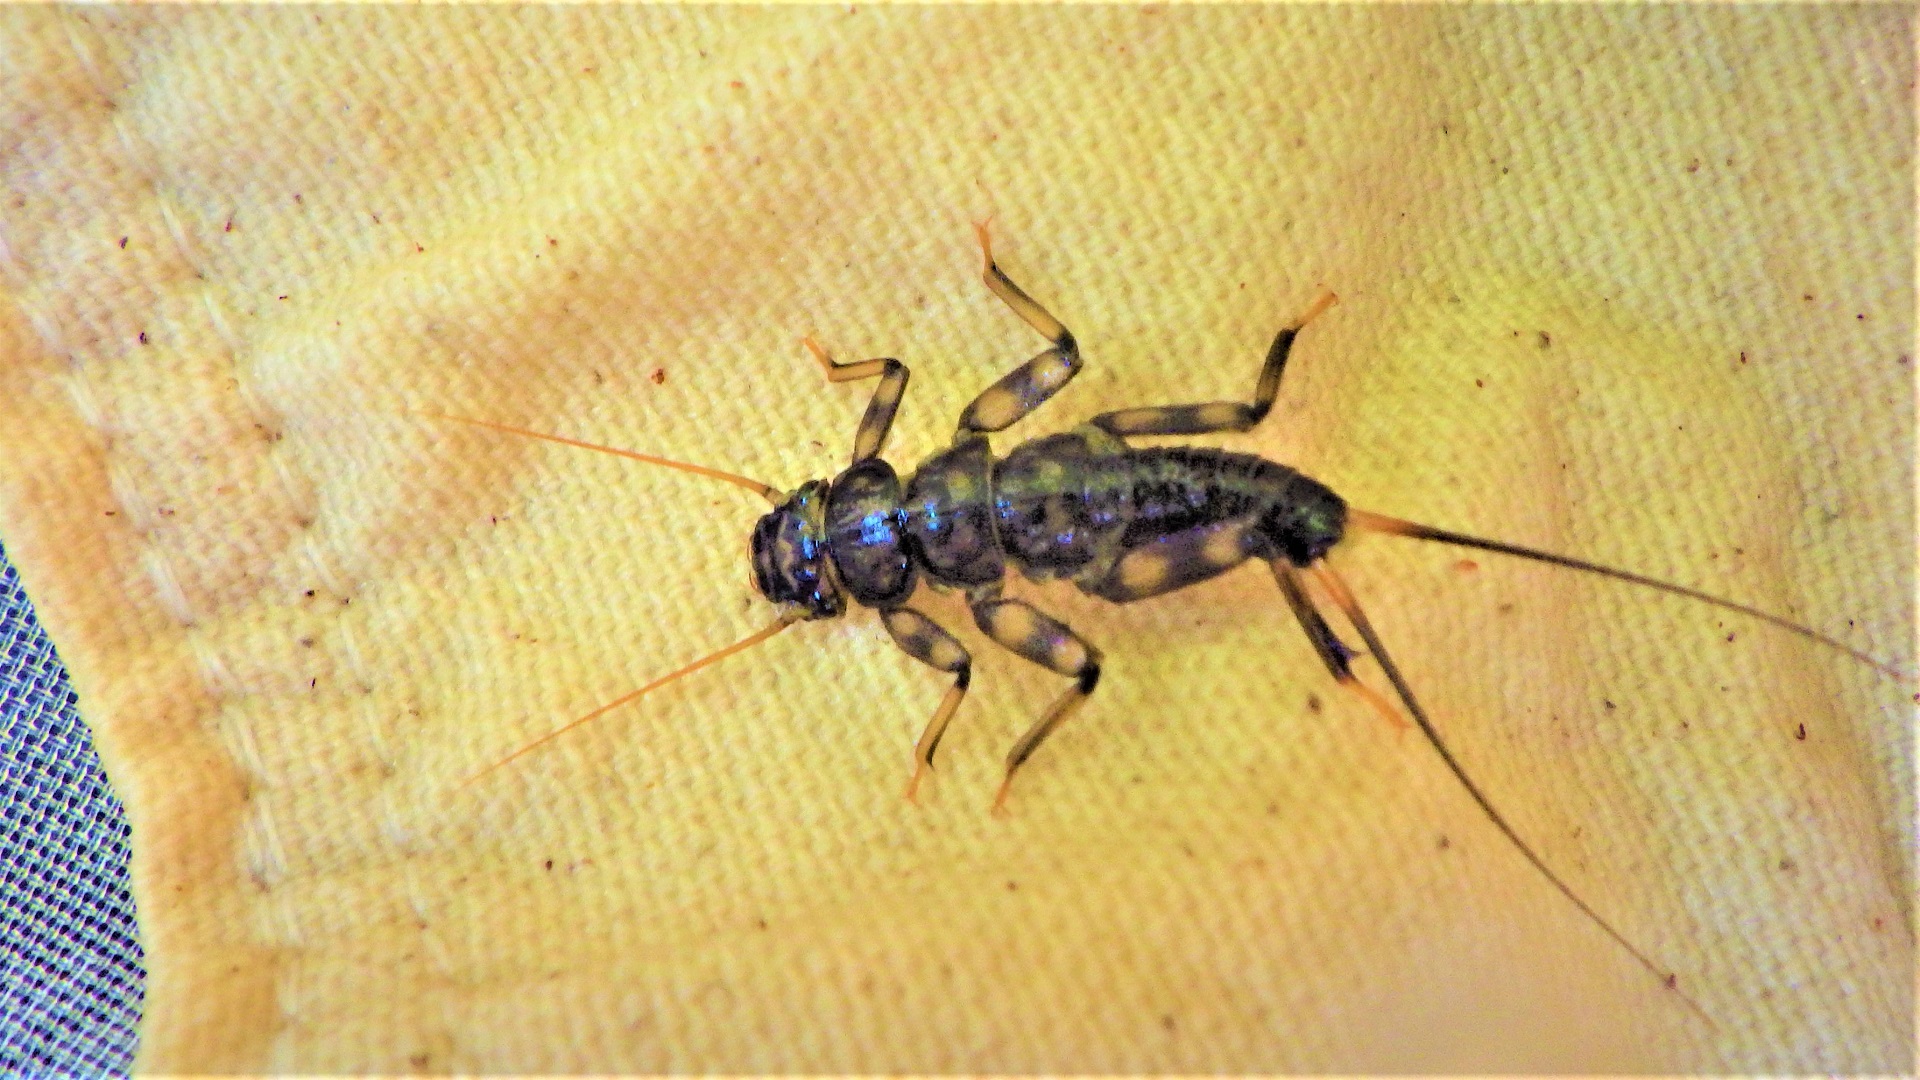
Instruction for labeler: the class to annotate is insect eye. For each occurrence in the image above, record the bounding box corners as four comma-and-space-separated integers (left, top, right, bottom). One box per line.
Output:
749, 511, 784, 600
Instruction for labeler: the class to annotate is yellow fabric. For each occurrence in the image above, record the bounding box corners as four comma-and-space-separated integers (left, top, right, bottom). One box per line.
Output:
0, 6, 1910, 1071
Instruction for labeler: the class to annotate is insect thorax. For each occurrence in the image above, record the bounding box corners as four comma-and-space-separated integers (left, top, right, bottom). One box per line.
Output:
823, 459, 915, 608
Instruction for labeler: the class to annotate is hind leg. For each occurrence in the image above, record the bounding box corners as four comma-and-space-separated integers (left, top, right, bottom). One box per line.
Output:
1092, 290, 1336, 438
1271, 561, 1407, 731
1300, 561, 1707, 1015
957, 223, 1085, 435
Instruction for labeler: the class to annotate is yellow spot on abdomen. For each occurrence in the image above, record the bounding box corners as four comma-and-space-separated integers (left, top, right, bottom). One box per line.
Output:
1202, 523, 1251, 566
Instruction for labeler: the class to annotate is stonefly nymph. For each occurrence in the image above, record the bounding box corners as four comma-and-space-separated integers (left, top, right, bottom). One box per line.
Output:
423, 225, 1903, 1025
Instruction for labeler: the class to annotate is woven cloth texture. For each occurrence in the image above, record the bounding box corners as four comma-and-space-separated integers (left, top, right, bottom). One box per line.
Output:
0, 541, 143, 1074
0, 6, 1911, 1073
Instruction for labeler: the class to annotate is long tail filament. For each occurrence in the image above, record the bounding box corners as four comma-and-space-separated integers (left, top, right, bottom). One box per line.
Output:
1348, 507, 1906, 681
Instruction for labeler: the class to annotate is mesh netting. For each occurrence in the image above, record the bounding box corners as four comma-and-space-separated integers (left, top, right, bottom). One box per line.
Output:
0, 540, 143, 1074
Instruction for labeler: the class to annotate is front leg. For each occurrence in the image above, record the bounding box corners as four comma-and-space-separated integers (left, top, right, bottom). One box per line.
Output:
956, 223, 1084, 435
879, 606, 974, 802
805, 336, 909, 464
967, 585, 1104, 814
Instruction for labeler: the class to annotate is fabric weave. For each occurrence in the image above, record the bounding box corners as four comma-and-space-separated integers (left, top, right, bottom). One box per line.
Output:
0, 6, 1909, 1072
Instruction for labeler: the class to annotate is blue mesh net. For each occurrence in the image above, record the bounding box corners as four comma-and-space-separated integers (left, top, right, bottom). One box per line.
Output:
0, 539, 144, 1074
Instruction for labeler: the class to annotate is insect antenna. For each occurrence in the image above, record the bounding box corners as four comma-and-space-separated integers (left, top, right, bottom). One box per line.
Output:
413, 409, 783, 504
1309, 563, 1718, 1028
460, 615, 799, 789
415, 409, 798, 784
1348, 507, 1907, 681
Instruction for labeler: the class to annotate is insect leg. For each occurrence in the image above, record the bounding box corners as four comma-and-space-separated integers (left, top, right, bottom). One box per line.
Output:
803, 336, 909, 465
1270, 562, 1407, 731
956, 223, 1084, 435
879, 606, 974, 802
1091, 290, 1337, 438
967, 585, 1104, 813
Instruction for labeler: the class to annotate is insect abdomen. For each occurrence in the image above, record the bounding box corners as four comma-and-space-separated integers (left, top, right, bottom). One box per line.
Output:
991, 432, 1348, 596
899, 427, 1345, 605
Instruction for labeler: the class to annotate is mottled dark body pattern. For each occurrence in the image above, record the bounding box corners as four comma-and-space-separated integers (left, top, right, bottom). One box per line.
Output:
894, 428, 1349, 604
752, 228, 1357, 809
450, 227, 1899, 1024
736, 226, 1829, 1018
991, 433, 1346, 595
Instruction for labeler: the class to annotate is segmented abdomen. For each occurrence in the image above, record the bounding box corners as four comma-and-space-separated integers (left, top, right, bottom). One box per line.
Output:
994, 431, 1343, 582
901, 429, 1346, 600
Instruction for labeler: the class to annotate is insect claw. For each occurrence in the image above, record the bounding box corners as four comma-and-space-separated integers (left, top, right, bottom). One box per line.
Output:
973, 217, 996, 271
1295, 288, 1338, 327
1342, 675, 1413, 732
989, 777, 1015, 818
902, 762, 930, 804
802, 335, 832, 370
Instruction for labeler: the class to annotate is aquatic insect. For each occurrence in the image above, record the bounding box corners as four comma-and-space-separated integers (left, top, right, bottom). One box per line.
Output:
425, 224, 1900, 1023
